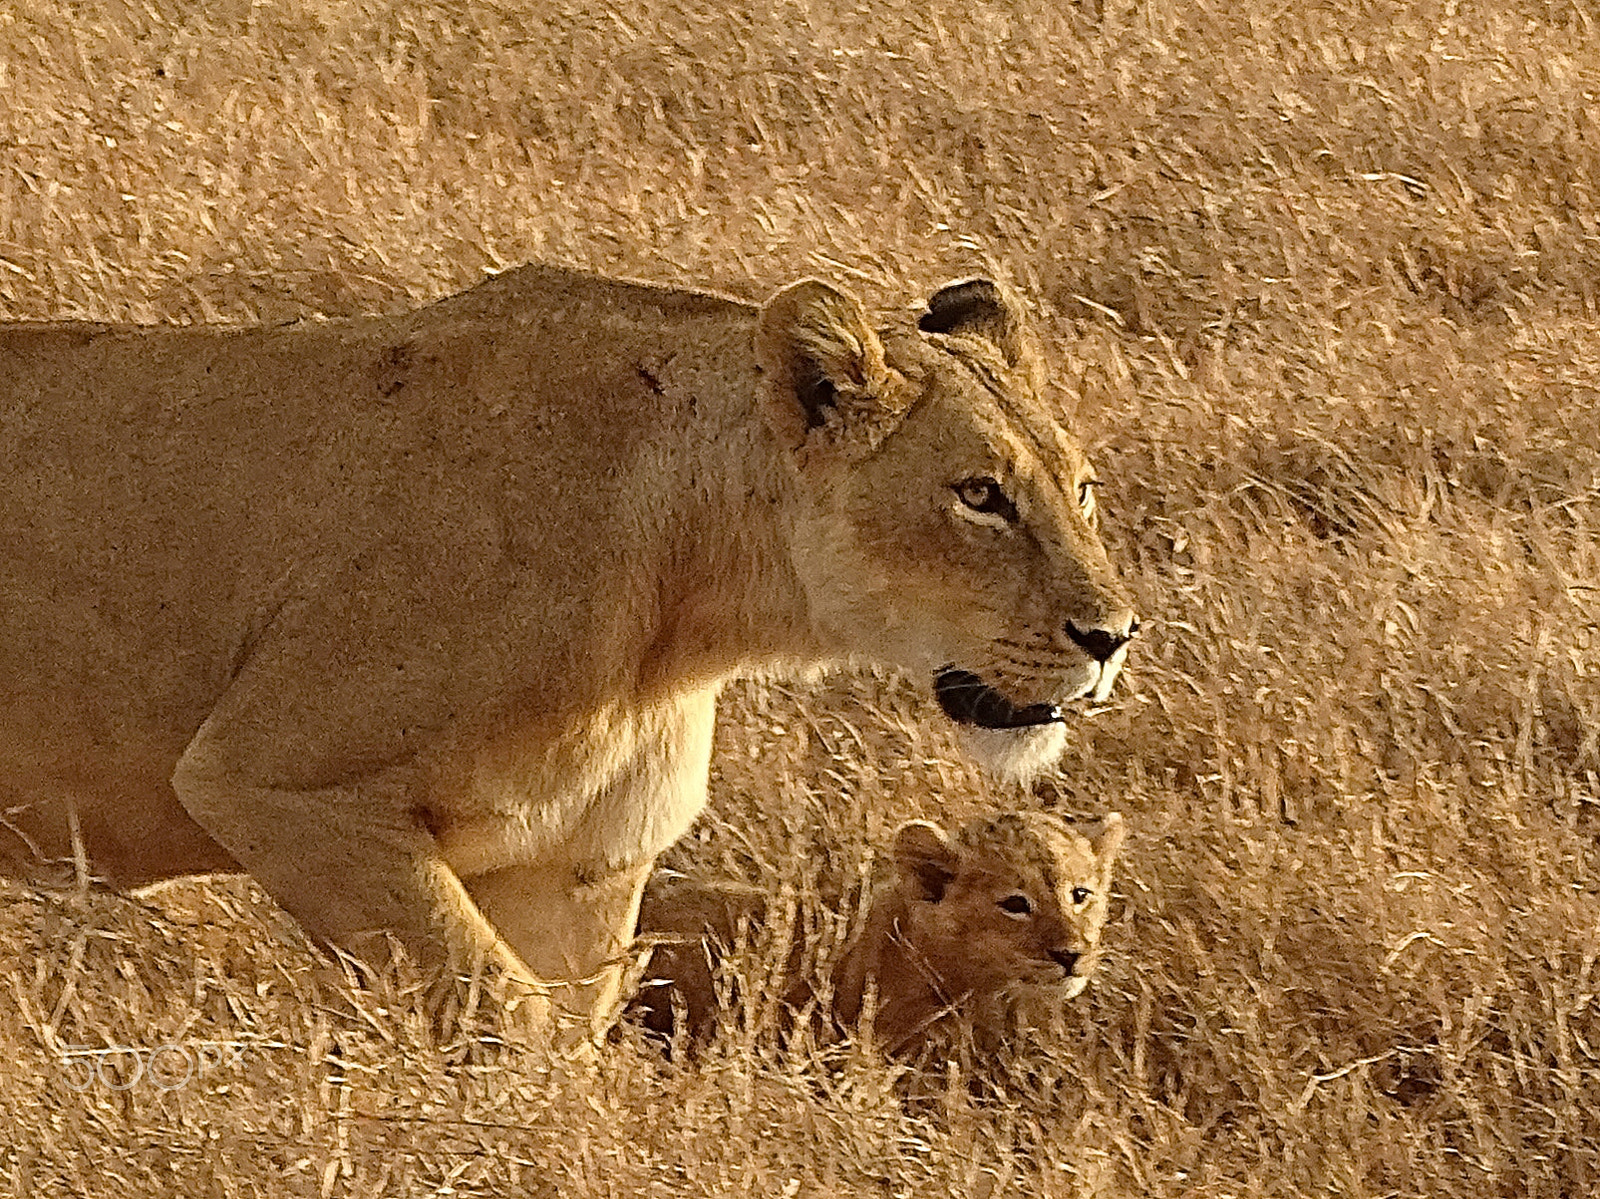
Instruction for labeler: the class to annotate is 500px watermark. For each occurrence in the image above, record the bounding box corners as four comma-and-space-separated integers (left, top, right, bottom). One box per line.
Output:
56, 1037, 284, 1092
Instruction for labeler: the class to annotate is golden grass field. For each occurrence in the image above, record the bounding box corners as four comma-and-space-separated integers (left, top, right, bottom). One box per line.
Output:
3, 0, 1599, 1194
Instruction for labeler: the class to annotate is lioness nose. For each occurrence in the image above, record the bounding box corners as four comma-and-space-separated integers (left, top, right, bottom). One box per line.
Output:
1049, 949, 1080, 975
1064, 615, 1139, 663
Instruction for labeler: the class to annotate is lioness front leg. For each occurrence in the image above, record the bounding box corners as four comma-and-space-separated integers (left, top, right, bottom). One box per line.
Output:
172, 741, 549, 1028
464, 857, 655, 1039
462, 689, 719, 1038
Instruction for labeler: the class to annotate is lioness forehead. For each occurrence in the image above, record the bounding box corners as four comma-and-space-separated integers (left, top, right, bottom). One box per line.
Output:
904, 332, 1086, 473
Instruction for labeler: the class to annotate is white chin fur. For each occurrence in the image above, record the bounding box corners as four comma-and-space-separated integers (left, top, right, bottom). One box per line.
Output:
1091, 646, 1129, 702
956, 721, 1069, 784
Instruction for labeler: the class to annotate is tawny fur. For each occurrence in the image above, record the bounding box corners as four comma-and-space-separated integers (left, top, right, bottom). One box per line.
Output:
630, 811, 1125, 1056
0, 264, 1136, 1034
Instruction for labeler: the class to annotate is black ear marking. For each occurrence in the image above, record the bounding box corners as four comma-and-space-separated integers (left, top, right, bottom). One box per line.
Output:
919, 278, 1010, 337
910, 861, 955, 904
919, 277, 1034, 371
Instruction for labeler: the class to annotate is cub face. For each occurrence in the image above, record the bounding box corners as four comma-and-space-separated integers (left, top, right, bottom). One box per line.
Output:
891, 810, 1125, 1001
758, 278, 1139, 780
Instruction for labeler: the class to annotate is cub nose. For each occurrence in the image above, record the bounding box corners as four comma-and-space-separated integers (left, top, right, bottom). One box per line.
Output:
1064, 614, 1140, 663
1049, 948, 1080, 975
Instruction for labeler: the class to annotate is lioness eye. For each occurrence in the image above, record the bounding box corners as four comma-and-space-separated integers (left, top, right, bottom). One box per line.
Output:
953, 477, 1018, 523
1071, 886, 1093, 905
998, 894, 1033, 918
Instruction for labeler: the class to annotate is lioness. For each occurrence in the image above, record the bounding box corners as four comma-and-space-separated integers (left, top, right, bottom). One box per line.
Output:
631, 811, 1126, 1056
0, 265, 1137, 1032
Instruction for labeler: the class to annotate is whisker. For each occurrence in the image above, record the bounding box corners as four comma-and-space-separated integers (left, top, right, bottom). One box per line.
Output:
992, 630, 1056, 649
967, 649, 1069, 680
992, 653, 1065, 674
993, 635, 1057, 654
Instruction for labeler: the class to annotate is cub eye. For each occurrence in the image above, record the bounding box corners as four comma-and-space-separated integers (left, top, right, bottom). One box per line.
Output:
997, 893, 1033, 918
1070, 886, 1094, 905
953, 476, 1019, 524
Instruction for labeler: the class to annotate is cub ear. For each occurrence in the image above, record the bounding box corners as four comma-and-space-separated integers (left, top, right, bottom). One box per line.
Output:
918, 277, 1044, 385
891, 820, 960, 903
757, 279, 909, 458
1084, 811, 1126, 881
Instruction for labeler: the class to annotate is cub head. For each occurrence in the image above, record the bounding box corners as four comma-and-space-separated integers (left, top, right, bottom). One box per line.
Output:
758, 277, 1139, 781
889, 810, 1125, 1002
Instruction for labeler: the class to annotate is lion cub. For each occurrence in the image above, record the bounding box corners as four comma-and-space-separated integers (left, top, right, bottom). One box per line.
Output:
630, 810, 1124, 1056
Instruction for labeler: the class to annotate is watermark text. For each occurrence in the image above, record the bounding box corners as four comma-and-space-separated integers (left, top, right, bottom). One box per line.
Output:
56, 1037, 284, 1091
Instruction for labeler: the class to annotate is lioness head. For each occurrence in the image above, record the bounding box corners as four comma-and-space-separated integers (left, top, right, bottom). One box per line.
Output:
757, 278, 1139, 781
889, 810, 1125, 1003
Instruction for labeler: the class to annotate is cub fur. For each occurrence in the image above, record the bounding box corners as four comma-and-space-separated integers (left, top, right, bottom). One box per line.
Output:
0, 265, 1137, 1032
630, 810, 1125, 1055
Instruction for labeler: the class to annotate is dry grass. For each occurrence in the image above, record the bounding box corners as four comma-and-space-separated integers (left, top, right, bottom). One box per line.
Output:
3, 0, 1599, 1194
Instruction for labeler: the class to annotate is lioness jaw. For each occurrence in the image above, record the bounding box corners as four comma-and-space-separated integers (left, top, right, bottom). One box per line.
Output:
933, 668, 1062, 729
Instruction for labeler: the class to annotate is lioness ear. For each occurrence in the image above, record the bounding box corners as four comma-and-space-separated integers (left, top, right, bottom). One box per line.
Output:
1084, 812, 1125, 881
892, 820, 959, 903
757, 279, 909, 458
918, 277, 1044, 385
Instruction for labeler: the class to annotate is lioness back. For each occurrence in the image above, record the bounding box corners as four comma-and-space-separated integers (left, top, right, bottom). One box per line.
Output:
0, 263, 1137, 1034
